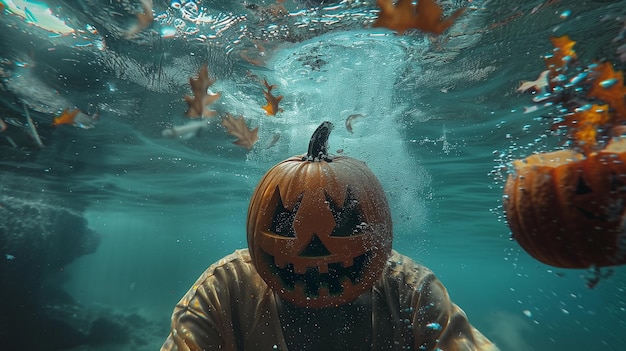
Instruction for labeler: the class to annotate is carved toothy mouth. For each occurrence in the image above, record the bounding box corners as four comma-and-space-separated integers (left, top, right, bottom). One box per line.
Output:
262, 251, 372, 298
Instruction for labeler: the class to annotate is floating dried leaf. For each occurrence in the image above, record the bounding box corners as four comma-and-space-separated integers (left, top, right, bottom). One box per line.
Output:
372, 0, 465, 35
222, 114, 259, 150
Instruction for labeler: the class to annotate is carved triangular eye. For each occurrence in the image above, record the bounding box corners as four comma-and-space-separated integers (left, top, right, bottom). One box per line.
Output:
270, 187, 302, 237
609, 172, 626, 191
575, 175, 592, 195
326, 188, 365, 237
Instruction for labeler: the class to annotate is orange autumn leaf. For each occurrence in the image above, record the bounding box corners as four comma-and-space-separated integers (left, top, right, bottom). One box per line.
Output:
262, 91, 283, 116
569, 105, 611, 154
551, 35, 577, 60
261, 79, 283, 116
373, 0, 465, 35
587, 61, 626, 121
52, 108, 81, 126
544, 35, 577, 77
221, 113, 259, 150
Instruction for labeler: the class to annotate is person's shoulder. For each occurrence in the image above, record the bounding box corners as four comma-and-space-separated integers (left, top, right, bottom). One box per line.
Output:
178, 248, 270, 304
385, 250, 432, 272
194, 249, 256, 284
380, 250, 436, 287
215, 248, 253, 266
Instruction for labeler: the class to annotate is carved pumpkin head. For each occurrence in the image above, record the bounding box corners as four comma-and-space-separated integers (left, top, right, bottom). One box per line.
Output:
247, 122, 393, 308
503, 138, 626, 268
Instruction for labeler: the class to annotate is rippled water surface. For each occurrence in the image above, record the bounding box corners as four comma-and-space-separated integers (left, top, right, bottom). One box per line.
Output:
2, 0, 626, 350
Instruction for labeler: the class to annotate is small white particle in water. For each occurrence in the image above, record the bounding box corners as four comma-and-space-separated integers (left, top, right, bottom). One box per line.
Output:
523, 310, 532, 318
561, 308, 569, 314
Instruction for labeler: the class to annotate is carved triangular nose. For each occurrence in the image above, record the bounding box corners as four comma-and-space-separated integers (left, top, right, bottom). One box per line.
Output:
299, 234, 331, 257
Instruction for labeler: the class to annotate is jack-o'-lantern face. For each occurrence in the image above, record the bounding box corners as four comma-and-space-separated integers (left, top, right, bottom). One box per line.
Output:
247, 122, 392, 308
504, 138, 626, 268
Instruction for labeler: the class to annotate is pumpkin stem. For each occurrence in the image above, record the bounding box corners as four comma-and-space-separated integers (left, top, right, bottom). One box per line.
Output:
304, 121, 334, 162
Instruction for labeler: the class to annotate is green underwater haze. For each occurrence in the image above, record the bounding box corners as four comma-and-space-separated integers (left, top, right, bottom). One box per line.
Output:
1, 0, 626, 350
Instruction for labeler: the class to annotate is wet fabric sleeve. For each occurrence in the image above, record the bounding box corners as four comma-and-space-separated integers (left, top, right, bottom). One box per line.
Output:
160, 250, 286, 351
411, 275, 498, 351
373, 251, 500, 351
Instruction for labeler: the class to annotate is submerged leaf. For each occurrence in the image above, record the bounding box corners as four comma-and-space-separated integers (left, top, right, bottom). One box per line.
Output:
52, 108, 81, 126
587, 62, 626, 120
372, 0, 465, 35
221, 114, 259, 150
185, 64, 221, 118
261, 79, 284, 116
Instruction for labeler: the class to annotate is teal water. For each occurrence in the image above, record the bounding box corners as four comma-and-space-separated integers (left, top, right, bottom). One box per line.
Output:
1, 0, 626, 350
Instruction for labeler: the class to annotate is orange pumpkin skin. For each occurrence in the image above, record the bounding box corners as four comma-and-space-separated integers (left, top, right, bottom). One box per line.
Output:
247, 123, 392, 308
504, 139, 626, 268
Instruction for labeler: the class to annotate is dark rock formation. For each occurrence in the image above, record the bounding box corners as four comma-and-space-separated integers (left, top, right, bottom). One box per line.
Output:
0, 194, 100, 350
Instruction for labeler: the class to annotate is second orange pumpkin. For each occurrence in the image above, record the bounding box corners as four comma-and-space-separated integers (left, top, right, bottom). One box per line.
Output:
504, 139, 626, 268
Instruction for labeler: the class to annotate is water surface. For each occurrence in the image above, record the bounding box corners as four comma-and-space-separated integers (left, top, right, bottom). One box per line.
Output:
1, 1, 626, 350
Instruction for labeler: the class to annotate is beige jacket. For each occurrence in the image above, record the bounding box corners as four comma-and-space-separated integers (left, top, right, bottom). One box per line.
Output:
161, 249, 499, 351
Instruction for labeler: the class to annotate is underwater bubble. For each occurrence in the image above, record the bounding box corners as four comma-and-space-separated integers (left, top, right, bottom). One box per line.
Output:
532, 92, 552, 102
594, 106, 608, 113
161, 26, 177, 38
560, 10, 571, 19
85, 24, 98, 34
173, 18, 185, 29
95, 39, 105, 51
575, 104, 592, 113
183, 1, 199, 16
600, 78, 618, 89
523, 310, 532, 318
569, 71, 588, 85
184, 26, 199, 35
425, 322, 442, 331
